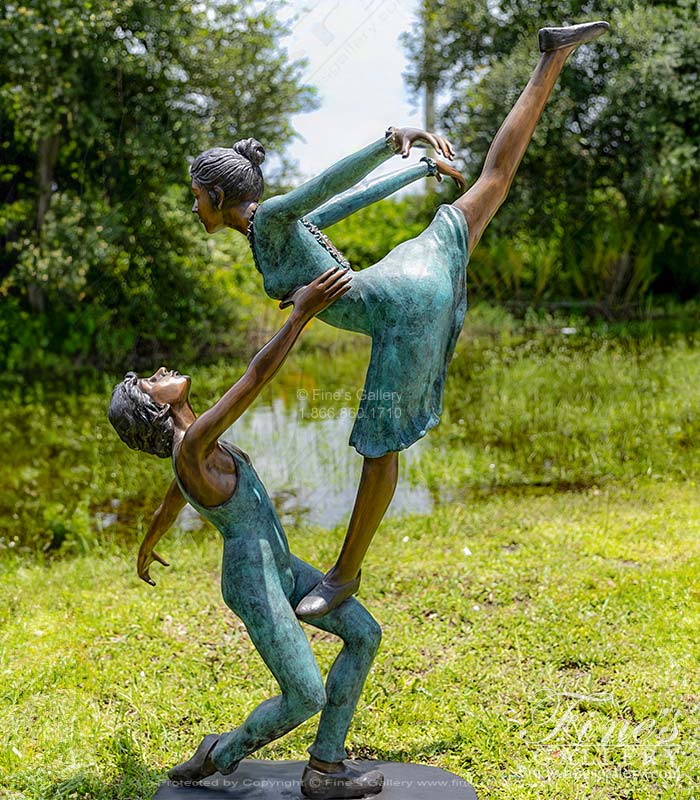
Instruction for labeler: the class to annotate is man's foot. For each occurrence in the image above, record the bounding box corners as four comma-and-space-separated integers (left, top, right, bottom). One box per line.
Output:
167, 734, 220, 783
295, 571, 361, 620
538, 20, 610, 52
302, 760, 384, 799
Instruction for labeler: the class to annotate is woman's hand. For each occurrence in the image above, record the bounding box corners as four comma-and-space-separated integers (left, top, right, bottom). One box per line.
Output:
137, 544, 170, 587
280, 267, 352, 319
389, 127, 456, 160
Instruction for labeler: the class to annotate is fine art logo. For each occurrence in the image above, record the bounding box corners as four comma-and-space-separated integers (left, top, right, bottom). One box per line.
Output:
531, 691, 681, 762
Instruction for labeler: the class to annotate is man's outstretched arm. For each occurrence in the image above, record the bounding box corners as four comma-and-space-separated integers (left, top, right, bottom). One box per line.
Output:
185, 268, 351, 455
137, 478, 185, 586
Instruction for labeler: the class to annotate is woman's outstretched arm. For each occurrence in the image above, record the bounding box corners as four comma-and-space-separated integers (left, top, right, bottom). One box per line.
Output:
307, 164, 427, 230
266, 128, 455, 222
307, 158, 466, 230
184, 269, 351, 456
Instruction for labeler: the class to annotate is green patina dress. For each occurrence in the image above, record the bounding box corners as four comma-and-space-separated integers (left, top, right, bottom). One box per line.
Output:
248, 137, 469, 458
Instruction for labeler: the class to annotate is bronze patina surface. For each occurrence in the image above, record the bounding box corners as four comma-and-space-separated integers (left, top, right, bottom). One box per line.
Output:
188, 21, 610, 620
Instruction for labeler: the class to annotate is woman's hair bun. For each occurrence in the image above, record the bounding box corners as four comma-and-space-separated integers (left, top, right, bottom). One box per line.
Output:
233, 138, 265, 167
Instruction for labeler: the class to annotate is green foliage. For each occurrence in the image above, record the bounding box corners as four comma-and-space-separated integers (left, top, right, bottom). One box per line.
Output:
415, 306, 700, 494
2, 314, 699, 556
1, 0, 315, 200
0, 0, 316, 373
403, 0, 700, 308
1, 185, 259, 374
324, 194, 437, 269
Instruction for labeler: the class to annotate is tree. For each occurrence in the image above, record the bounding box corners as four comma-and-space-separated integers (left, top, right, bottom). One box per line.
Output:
0, 0, 317, 373
402, 0, 700, 309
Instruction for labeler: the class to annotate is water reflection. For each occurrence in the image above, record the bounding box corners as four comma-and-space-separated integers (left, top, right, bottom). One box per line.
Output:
223, 397, 433, 529
173, 312, 700, 533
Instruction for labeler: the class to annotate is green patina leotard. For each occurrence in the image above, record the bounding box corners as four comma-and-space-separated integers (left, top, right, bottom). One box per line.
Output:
248, 137, 469, 458
171, 441, 381, 772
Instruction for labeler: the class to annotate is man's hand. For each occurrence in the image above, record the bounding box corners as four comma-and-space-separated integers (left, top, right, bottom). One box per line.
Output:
389, 127, 455, 160
135, 480, 182, 586
434, 158, 467, 191
279, 267, 352, 318
137, 545, 170, 587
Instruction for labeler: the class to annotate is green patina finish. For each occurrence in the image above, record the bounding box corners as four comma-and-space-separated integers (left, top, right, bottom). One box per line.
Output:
249, 137, 469, 457
171, 441, 381, 771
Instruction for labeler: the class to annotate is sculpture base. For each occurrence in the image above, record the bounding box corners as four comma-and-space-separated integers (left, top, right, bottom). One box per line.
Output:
154, 759, 477, 799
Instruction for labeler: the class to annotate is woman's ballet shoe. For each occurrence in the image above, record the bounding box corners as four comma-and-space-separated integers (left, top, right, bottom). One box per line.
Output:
301, 760, 384, 799
295, 571, 361, 620
538, 21, 610, 53
167, 733, 221, 782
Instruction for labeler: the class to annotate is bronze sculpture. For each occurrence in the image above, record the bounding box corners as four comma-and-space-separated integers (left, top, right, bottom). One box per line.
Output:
108, 20, 611, 798
187, 21, 611, 619
109, 268, 389, 798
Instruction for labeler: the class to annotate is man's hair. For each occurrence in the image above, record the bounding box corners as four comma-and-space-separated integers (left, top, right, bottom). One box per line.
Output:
108, 372, 174, 459
190, 138, 266, 206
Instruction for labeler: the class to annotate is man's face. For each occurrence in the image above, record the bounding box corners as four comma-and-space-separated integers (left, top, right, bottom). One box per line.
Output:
138, 367, 191, 407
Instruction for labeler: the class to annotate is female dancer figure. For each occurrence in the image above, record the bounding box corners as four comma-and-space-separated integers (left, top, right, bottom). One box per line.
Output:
189, 21, 609, 618
108, 268, 385, 799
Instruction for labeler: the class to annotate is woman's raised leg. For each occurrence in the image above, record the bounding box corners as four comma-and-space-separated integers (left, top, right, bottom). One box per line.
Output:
295, 452, 398, 620
454, 21, 609, 252
296, 22, 609, 622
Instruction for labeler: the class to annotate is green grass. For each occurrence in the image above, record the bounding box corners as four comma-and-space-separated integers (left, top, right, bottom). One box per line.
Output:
3, 306, 699, 555
1, 308, 699, 798
418, 322, 700, 494
1, 482, 698, 798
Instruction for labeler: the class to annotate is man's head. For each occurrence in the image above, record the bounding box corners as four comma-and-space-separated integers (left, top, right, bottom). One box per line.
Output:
108, 368, 189, 458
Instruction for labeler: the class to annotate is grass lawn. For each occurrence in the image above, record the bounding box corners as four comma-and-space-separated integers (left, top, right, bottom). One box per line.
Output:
1, 310, 699, 798
1, 480, 698, 799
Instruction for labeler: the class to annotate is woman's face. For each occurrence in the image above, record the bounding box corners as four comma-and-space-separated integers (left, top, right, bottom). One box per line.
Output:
191, 181, 225, 233
139, 367, 191, 407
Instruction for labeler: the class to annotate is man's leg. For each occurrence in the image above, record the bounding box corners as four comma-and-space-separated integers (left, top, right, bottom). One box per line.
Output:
291, 556, 384, 799
454, 21, 609, 252
295, 452, 398, 620
169, 541, 327, 781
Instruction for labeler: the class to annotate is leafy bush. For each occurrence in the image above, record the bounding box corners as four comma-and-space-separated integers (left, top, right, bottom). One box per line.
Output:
0, 0, 316, 376
325, 193, 437, 269
403, 0, 700, 309
0, 187, 259, 377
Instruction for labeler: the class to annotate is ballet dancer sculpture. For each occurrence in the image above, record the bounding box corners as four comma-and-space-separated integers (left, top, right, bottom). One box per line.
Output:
187, 21, 611, 619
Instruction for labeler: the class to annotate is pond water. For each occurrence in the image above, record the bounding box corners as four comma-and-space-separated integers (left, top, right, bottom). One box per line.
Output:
153, 315, 700, 537
182, 396, 434, 531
